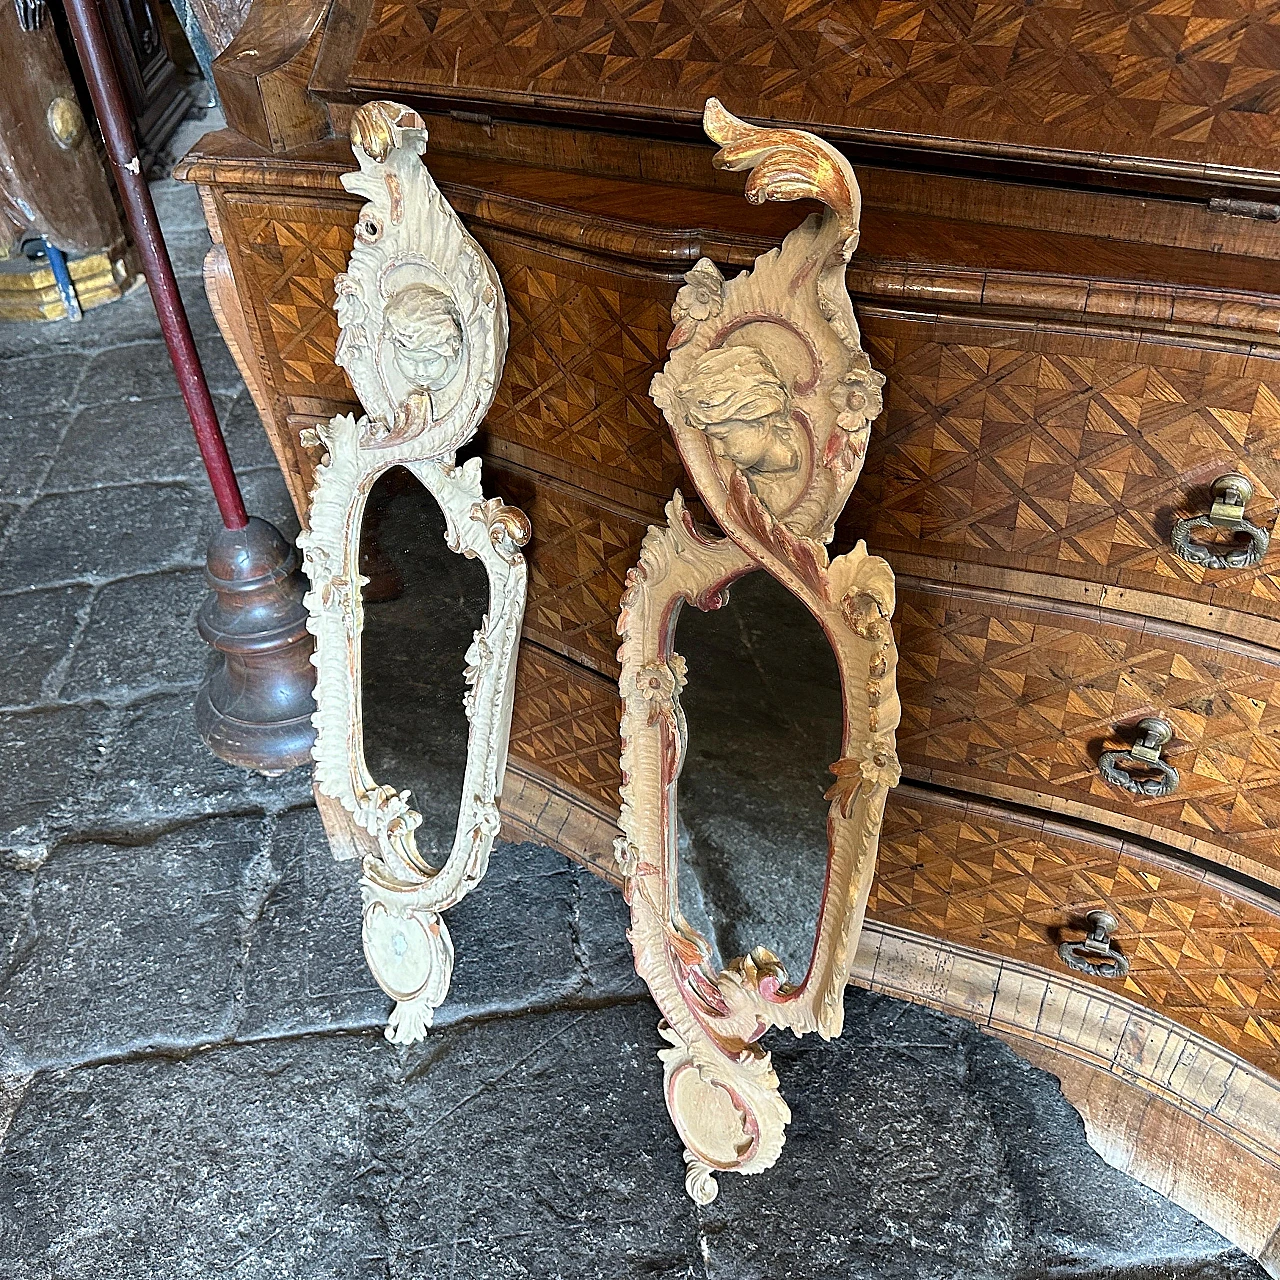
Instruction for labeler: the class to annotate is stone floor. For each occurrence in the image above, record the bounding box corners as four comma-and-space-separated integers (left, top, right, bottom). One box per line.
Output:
0, 108, 1269, 1279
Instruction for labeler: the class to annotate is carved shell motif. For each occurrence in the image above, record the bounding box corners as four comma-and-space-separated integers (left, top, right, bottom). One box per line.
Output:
297, 102, 528, 1046
617, 99, 901, 1202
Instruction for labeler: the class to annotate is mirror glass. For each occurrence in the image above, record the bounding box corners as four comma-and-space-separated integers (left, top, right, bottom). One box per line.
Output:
674, 568, 842, 982
359, 462, 490, 864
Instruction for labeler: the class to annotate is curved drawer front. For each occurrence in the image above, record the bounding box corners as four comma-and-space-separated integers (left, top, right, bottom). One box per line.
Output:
868, 788, 1280, 1081
208, 166, 1280, 633
896, 581, 1280, 887
841, 316, 1280, 624
507, 642, 622, 815
482, 236, 684, 505
487, 462, 647, 677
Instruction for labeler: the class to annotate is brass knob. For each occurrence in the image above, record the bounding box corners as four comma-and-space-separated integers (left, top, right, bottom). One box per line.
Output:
47, 96, 86, 150
1058, 910, 1129, 980
1171, 473, 1270, 570
1098, 717, 1178, 798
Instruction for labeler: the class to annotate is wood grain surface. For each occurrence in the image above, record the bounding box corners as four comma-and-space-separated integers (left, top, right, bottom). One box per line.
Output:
339, 0, 1280, 195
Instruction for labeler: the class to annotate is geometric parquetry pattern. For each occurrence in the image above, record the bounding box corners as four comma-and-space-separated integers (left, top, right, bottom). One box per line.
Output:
225, 199, 686, 507
231, 203, 357, 397
488, 464, 648, 675
485, 245, 685, 503
840, 323, 1280, 618
352, 0, 1280, 173
507, 643, 623, 811
895, 583, 1280, 880
869, 794, 1280, 1079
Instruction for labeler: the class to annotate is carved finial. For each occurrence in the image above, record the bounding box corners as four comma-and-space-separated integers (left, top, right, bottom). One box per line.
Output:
350, 100, 427, 162
702, 98, 858, 241
336, 98, 507, 456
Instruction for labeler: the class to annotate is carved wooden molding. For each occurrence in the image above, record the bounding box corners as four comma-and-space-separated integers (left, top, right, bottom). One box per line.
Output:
616, 99, 901, 1201
298, 101, 530, 1045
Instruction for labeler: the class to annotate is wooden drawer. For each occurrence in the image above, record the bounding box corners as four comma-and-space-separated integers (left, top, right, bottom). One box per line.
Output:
839, 316, 1280, 627
197, 139, 1280, 649
506, 551, 1280, 894
481, 236, 684, 509
209, 182, 687, 519
506, 684, 1280, 1090
487, 462, 647, 678
501, 660, 1280, 1092
495, 475, 1280, 894
897, 581, 1280, 887
507, 642, 622, 817
867, 787, 1280, 1083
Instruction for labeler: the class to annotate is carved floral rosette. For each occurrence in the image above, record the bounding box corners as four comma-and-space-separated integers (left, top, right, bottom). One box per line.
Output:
297, 102, 530, 1045
617, 99, 902, 1200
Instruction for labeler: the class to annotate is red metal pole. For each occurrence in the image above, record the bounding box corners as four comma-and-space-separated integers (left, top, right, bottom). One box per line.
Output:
60, 0, 249, 530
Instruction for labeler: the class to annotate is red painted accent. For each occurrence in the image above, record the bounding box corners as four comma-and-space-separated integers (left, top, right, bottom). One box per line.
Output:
708, 314, 821, 394
61, 0, 249, 531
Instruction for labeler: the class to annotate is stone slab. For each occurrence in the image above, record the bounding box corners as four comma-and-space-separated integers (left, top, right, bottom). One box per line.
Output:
0, 410, 64, 502
61, 569, 209, 703
0, 704, 111, 859
0, 1035, 391, 1279
0, 482, 207, 592
48, 396, 221, 491
84, 692, 313, 837
238, 810, 646, 1042
0, 816, 267, 1072
0, 585, 92, 706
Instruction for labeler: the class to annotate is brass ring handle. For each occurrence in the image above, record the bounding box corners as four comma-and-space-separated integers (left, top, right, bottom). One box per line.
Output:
1098, 717, 1179, 798
1171, 473, 1270, 570
1058, 910, 1129, 980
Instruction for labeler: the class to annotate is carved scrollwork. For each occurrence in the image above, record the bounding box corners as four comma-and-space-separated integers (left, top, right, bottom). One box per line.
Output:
298, 102, 529, 1044
617, 99, 900, 1199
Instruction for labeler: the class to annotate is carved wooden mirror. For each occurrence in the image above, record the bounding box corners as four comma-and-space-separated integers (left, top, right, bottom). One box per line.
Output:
616, 100, 901, 1201
672, 569, 842, 988
298, 102, 530, 1045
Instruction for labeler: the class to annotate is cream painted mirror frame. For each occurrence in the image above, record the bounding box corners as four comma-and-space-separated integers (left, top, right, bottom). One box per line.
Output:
616, 99, 902, 1202
298, 101, 530, 1046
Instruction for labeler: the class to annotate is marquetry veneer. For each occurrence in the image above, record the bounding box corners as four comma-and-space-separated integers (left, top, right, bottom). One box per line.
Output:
873, 788, 1280, 1081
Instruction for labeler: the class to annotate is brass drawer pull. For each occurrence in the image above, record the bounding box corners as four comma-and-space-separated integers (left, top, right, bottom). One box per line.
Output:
1098, 717, 1179, 798
1058, 910, 1129, 980
1171, 473, 1270, 570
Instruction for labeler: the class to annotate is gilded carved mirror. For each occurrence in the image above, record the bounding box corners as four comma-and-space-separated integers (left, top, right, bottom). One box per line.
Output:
298, 101, 530, 1045
616, 100, 901, 1201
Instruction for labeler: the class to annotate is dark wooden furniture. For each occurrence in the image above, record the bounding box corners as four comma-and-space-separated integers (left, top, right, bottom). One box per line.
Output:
98, 0, 193, 163
176, 2, 1280, 1266
0, 0, 190, 320
0, 0, 129, 319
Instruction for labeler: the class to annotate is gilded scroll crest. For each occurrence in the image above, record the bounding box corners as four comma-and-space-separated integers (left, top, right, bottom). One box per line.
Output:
618, 99, 900, 1200
298, 102, 528, 1045
332, 103, 504, 454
